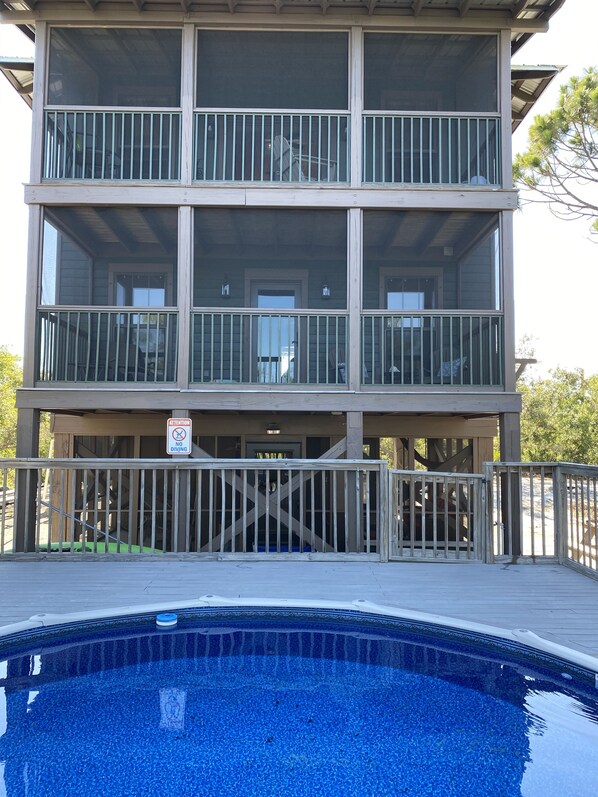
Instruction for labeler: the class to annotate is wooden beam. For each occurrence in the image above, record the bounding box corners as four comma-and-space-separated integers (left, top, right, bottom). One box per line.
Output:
139, 208, 176, 254
17, 387, 523, 415
381, 212, 407, 256
25, 185, 520, 213
512, 0, 532, 16
414, 214, 450, 256
0, 11, 550, 34
94, 208, 137, 254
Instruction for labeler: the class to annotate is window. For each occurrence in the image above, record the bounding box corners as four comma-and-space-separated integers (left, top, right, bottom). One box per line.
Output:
114, 273, 168, 308
385, 277, 437, 313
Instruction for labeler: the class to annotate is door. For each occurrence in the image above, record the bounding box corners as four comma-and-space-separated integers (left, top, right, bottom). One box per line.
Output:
250, 282, 303, 383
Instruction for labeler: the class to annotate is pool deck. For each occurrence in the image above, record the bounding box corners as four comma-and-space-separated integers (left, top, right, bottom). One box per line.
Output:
1, 560, 598, 659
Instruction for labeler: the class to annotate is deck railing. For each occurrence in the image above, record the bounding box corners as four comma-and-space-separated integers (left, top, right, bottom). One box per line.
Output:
485, 463, 598, 577
3, 458, 598, 574
44, 109, 182, 181
37, 309, 178, 383
191, 311, 348, 385
362, 114, 501, 185
361, 312, 503, 387
389, 469, 483, 560
42, 109, 503, 186
1, 459, 385, 557
194, 112, 349, 183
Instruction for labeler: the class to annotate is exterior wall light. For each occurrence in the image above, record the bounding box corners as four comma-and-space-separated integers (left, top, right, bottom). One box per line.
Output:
266, 423, 281, 435
321, 282, 331, 300
221, 278, 231, 298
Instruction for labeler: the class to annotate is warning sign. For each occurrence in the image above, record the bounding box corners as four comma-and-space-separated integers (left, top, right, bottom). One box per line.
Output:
167, 417, 192, 456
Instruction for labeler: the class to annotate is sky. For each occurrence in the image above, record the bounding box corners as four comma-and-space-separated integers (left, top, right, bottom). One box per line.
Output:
0, 1, 596, 378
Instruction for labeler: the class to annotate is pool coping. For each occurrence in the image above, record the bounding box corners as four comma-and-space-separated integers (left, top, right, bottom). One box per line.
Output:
1, 595, 597, 678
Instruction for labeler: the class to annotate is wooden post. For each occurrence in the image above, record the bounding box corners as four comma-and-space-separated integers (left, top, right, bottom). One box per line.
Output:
50, 433, 74, 543
500, 413, 522, 557
14, 409, 40, 553
345, 411, 363, 552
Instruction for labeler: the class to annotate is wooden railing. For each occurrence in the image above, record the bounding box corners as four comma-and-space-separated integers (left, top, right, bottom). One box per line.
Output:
191, 311, 348, 385
1, 459, 385, 557
44, 109, 182, 181
485, 462, 598, 577
43, 108, 503, 186
37, 309, 178, 383
389, 469, 483, 560
361, 312, 504, 387
362, 113, 500, 185
3, 458, 598, 576
194, 111, 349, 183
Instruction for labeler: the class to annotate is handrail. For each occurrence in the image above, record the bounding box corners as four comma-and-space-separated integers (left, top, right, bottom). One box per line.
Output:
37, 309, 179, 383
194, 111, 349, 183
191, 310, 348, 385
363, 113, 501, 186
44, 109, 182, 181
361, 312, 504, 387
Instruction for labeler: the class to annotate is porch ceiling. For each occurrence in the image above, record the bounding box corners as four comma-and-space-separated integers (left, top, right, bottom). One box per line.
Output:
1, 0, 568, 54
46, 206, 178, 259
49, 206, 494, 260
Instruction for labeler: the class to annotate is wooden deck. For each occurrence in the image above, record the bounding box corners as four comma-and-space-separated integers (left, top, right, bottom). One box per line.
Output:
1, 560, 598, 660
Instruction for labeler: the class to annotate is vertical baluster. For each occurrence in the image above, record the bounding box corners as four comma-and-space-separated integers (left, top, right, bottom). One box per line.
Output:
428, 116, 433, 183
203, 113, 209, 180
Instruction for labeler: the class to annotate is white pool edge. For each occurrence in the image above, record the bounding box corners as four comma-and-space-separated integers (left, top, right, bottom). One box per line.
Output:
1, 595, 597, 677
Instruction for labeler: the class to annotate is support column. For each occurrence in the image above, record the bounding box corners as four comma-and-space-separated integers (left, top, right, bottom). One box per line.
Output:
347, 208, 363, 391
177, 207, 192, 389
499, 412, 521, 462
500, 412, 522, 557
345, 411, 363, 552
14, 409, 40, 553
180, 24, 195, 186
349, 27, 363, 189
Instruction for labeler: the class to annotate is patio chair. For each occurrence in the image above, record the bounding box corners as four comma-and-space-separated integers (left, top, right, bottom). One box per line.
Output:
435, 356, 467, 384
107, 340, 149, 381
272, 135, 302, 182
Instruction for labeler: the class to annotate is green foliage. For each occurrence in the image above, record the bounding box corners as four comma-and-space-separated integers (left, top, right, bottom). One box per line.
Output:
0, 347, 21, 458
520, 368, 598, 464
513, 68, 598, 237
0, 347, 51, 460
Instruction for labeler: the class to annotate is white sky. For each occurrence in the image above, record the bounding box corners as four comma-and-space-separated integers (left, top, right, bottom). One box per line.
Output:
0, 1, 596, 376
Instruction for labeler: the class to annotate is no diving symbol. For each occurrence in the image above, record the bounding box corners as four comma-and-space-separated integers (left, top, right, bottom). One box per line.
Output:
172, 427, 187, 442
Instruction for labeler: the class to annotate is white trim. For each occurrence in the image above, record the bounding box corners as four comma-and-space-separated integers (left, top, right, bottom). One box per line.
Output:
1, 596, 596, 674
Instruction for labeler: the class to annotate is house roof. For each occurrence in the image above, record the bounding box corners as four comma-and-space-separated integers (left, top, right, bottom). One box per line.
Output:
0, 56, 33, 107
0, 0, 567, 54
511, 64, 564, 131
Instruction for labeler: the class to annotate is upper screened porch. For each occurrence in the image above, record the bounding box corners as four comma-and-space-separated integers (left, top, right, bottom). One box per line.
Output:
42, 28, 503, 188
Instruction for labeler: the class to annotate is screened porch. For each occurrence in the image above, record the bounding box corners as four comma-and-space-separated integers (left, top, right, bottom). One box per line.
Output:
35, 207, 504, 389
42, 28, 501, 187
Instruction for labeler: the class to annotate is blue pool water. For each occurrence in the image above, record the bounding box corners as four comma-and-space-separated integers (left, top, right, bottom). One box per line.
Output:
0, 608, 597, 796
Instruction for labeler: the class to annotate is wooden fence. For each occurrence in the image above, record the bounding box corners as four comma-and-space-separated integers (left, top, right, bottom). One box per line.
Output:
2, 458, 597, 580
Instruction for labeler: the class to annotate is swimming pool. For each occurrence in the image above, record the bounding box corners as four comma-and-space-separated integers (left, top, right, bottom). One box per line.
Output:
1, 601, 597, 796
